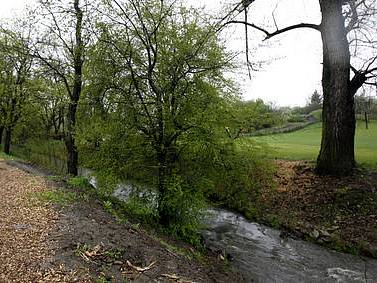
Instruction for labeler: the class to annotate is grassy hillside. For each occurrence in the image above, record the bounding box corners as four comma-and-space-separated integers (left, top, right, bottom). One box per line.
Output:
250, 120, 377, 168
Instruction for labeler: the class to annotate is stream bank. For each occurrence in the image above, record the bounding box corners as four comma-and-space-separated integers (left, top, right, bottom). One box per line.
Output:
1, 159, 242, 282
5, 159, 377, 282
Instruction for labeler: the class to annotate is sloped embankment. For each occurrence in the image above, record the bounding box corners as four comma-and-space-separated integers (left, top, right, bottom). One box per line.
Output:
0, 160, 241, 282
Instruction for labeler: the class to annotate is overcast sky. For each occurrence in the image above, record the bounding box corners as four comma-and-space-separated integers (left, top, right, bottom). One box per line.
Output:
0, 0, 323, 107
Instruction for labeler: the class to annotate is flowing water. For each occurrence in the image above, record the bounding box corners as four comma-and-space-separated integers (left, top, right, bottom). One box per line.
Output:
202, 209, 377, 282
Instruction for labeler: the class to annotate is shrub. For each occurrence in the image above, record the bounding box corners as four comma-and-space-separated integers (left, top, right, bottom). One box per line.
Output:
160, 174, 206, 246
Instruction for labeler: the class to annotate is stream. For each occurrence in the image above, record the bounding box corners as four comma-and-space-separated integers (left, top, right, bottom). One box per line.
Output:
8, 160, 377, 282
202, 209, 377, 282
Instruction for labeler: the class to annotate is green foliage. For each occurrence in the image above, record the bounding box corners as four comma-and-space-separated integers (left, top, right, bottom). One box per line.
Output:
122, 196, 158, 225
33, 190, 79, 207
103, 200, 113, 213
67, 176, 92, 190
78, 0, 244, 239
160, 174, 206, 246
198, 140, 275, 217
74, 243, 89, 257
287, 115, 306, 123
11, 139, 66, 174
0, 150, 12, 160
2, 0, 276, 246
309, 109, 322, 121
227, 99, 285, 136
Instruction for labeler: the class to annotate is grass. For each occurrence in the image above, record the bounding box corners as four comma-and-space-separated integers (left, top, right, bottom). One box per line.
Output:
0, 148, 15, 160
32, 190, 80, 207
250, 120, 377, 168
309, 109, 322, 121
0, 151, 9, 160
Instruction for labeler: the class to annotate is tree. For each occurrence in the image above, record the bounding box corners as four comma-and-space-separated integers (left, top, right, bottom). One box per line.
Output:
225, 0, 377, 175
89, 0, 235, 226
31, 0, 90, 175
310, 90, 322, 106
355, 91, 376, 129
34, 76, 67, 138
0, 27, 34, 154
302, 90, 323, 114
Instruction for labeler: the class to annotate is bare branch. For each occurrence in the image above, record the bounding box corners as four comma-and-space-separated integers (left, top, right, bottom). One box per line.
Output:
223, 21, 320, 40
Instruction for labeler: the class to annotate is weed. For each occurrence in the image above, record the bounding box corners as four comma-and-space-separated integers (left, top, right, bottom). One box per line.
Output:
33, 190, 79, 207
103, 248, 123, 261
74, 243, 89, 257
67, 177, 92, 189
47, 175, 65, 182
103, 200, 113, 213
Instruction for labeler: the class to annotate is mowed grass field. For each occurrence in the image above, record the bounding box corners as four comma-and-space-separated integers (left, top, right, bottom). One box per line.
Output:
250, 120, 377, 168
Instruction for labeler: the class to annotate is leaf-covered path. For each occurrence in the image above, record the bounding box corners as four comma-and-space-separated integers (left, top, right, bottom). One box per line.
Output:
0, 160, 241, 282
0, 160, 81, 282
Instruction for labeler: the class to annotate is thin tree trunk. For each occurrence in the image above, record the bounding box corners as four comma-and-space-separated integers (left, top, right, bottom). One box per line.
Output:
65, 102, 79, 175
365, 111, 368, 129
65, 0, 83, 176
157, 149, 170, 226
316, 0, 355, 176
0, 126, 4, 145
4, 128, 12, 155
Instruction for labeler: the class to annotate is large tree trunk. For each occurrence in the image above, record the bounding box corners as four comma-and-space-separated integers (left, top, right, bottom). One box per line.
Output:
316, 0, 355, 176
4, 128, 12, 155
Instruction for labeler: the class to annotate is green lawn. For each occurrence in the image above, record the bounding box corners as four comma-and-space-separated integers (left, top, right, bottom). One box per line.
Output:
250, 120, 377, 168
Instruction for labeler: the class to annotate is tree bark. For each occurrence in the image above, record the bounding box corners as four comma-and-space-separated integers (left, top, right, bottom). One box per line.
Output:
316, 0, 355, 175
4, 128, 12, 155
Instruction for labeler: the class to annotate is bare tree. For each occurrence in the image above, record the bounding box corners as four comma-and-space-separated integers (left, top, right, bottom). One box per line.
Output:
224, 0, 377, 175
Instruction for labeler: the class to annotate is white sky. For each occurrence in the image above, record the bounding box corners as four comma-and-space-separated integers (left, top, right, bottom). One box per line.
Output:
0, 0, 323, 107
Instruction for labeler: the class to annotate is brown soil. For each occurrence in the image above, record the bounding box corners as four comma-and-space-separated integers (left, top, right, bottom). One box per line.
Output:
258, 160, 377, 257
0, 160, 242, 282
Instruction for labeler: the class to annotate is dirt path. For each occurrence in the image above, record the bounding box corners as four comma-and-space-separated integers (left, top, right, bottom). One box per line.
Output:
0, 160, 241, 282
0, 161, 78, 282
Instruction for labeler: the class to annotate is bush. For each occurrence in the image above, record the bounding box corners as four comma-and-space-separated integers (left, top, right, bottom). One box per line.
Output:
287, 115, 306, 123
178, 138, 275, 219
160, 174, 206, 246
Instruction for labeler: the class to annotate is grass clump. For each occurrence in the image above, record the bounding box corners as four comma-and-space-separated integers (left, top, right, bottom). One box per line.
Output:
67, 176, 92, 190
0, 151, 13, 160
33, 189, 79, 207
